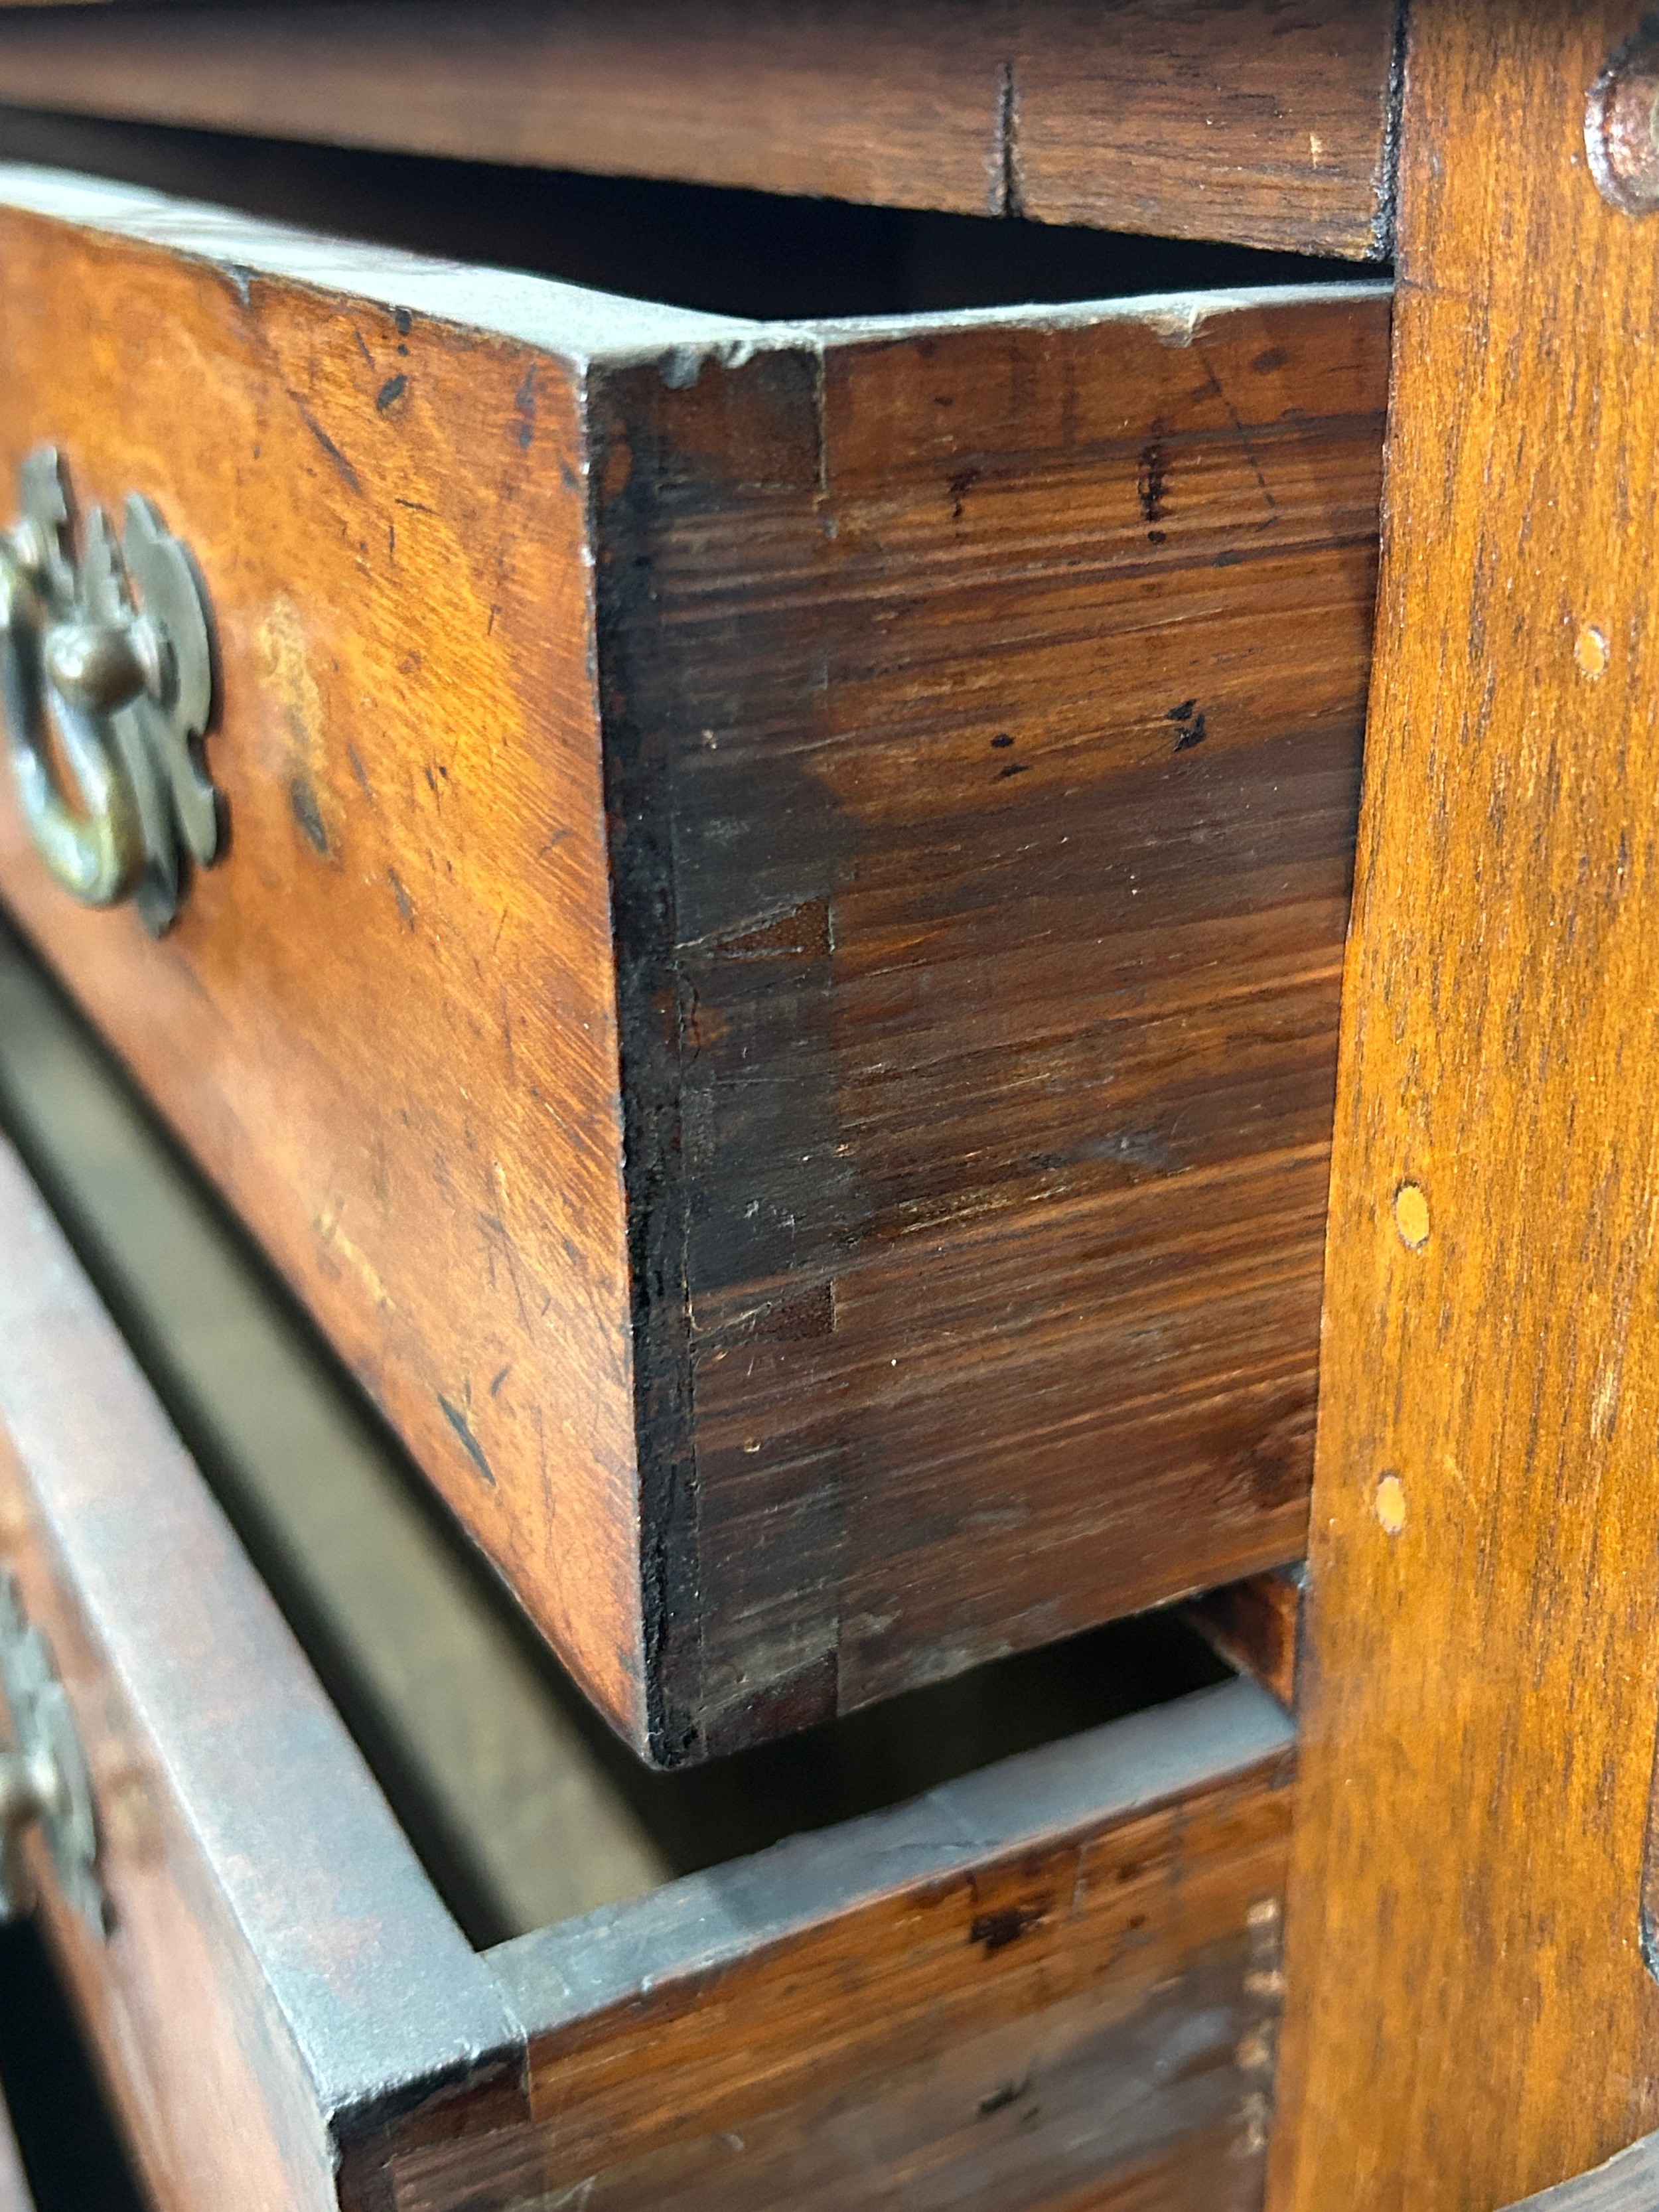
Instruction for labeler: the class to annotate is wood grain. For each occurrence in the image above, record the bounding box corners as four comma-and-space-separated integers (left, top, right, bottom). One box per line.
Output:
0, 1133, 520, 2212
421, 1686, 1297, 2212
1269, 5, 1659, 2204
0, 170, 1386, 1757
1184, 1568, 1301, 1710
1013, 0, 1402, 256
0, 1115, 1300, 2211
0, 0, 1401, 258
0, 926, 671, 1947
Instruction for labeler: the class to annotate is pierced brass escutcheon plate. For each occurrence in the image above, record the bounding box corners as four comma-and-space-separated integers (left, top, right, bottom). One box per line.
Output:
0, 447, 220, 936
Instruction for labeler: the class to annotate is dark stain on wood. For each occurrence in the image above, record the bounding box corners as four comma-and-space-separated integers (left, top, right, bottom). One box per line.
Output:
295, 399, 362, 492
970, 1900, 1052, 1955
1169, 700, 1208, 751
978, 2072, 1035, 2117
514, 363, 538, 451
1138, 439, 1170, 528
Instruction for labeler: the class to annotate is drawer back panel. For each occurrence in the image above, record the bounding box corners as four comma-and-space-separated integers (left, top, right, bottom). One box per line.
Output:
0, 161, 1388, 1755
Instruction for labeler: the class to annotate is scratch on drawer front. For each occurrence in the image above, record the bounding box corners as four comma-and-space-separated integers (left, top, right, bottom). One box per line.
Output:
439, 1392, 498, 1488
258, 595, 337, 862
293, 398, 363, 493
313, 1198, 396, 1313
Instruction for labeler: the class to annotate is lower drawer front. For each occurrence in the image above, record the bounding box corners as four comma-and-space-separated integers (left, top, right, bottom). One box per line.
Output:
0, 1128, 1295, 2212
0, 160, 1387, 1759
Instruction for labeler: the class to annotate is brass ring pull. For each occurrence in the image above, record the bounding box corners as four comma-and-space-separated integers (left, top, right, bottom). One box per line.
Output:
0, 1573, 106, 1938
1, 448, 221, 936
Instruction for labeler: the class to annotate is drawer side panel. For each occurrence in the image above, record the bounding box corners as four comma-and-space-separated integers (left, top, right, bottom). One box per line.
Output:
413, 1682, 1295, 2211
594, 288, 1388, 1753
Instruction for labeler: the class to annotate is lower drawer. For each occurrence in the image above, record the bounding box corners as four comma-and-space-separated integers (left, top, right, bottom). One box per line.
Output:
0, 1106, 1295, 2209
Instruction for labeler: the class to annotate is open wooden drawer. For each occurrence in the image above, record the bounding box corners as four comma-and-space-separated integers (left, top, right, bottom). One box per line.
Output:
0, 160, 1387, 1759
0, 927, 1294, 2212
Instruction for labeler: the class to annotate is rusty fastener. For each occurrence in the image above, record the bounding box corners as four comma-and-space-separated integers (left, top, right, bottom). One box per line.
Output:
1589, 22, 1659, 211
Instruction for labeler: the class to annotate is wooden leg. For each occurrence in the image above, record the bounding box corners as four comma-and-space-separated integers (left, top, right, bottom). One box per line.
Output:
1269, 4, 1659, 2203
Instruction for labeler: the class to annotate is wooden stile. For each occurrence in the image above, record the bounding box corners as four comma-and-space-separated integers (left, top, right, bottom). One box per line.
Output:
1270, 4, 1659, 2203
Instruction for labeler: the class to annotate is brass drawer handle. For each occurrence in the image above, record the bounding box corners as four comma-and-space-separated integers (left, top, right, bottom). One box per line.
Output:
1, 448, 220, 936
0, 1572, 106, 1937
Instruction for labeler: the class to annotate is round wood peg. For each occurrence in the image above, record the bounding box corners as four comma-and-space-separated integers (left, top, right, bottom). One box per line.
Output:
1394, 1182, 1431, 1250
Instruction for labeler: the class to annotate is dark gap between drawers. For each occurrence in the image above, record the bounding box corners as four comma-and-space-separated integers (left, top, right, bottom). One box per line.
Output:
0, 106, 1386, 321
0, 915, 1231, 1949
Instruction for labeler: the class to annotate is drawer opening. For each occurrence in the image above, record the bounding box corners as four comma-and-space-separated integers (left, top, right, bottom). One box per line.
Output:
0, 105, 1382, 325
0, 917, 1252, 1952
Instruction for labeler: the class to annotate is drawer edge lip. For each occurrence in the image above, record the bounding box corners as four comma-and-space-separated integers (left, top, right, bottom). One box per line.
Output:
761, 275, 1395, 352
0, 158, 760, 364
0, 1132, 522, 2130
1502, 2131, 1659, 2209
0, 160, 1395, 378
486, 1674, 1295, 2039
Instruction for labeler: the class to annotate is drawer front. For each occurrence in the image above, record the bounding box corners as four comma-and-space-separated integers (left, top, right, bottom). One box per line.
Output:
0, 166, 1390, 1758
0, 1138, 516, 2212
0, 171, 650, 1743
0, 1126, 1295, 2212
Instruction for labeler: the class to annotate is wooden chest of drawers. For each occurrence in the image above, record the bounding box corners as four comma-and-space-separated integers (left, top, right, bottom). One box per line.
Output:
12, 5, 1659, 2205
0, 165, 1387, 1760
